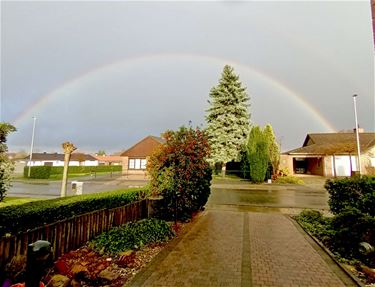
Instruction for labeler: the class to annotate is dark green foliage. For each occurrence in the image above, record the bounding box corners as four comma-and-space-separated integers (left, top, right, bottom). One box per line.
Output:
325, 176, 375, 216
295, 210, 334, 246
329, 207, 375, 259
23, 166, 51, 179
247, 126, 269, 183
147, 126, 212, 220
24, 165, 122, 179
0, 188, 144, 236
296, 177, 375, 265
91, 218, 174, 255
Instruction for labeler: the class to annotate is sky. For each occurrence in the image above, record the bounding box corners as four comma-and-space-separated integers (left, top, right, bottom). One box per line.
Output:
1, 1, 374, 154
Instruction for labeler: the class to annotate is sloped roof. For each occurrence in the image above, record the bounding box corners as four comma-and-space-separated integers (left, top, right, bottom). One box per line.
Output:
286, 132, 375, 155
26, 153, 97, 161
94, 155, 123, 162
121, 136, 164, 157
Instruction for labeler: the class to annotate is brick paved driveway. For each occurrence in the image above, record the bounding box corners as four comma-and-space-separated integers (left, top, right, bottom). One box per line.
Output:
127, 210, 358, 287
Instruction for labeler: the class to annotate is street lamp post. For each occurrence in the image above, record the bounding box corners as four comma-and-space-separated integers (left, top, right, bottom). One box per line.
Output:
28, 116, 37, 177
352, 95, 362, 177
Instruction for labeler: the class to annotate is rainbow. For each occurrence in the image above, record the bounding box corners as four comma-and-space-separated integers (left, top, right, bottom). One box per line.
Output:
12, 53, 336, 131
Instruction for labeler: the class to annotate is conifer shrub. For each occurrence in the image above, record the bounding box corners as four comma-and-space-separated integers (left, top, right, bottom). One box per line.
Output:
147, 126, 212, 220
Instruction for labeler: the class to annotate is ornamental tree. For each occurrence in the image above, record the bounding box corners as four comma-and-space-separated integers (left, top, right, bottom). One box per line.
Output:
206, 65, 250, 176
247, 125, 269, 183
264, 124, 280, 175
0, 122, 16, 202
147, 126, 212, 220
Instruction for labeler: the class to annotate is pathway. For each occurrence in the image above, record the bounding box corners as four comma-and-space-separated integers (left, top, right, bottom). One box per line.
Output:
128, 210, 358, 287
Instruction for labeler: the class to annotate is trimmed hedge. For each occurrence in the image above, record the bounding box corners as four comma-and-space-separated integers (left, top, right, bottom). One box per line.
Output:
0, 188, 144, 237
23, 166, 51, 179
24, 165, 122, 179
325, 176, 375, 216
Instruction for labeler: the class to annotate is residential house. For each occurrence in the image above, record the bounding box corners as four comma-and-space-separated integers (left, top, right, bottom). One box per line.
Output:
26, 152, 98, 167
120, 136, 164, 178
94, 155, 123, 166
280, 132, 375, 177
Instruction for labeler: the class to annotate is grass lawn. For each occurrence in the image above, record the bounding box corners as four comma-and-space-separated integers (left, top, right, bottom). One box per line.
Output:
13, 171, 120, 182
0, 197, 41, 208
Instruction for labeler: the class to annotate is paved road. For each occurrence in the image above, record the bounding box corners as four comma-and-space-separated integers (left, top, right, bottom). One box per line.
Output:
8, 175, 148, 198
127, 178, 358, 287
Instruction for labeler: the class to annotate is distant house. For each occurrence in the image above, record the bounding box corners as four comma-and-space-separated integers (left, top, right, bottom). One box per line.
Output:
26, 152, 98, 167
280, 132, 375, 177
94, 155, 123, 166
120, 136, 164, 178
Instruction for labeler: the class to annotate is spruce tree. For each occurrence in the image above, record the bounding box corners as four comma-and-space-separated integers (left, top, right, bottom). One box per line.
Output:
206, 65, 250, 176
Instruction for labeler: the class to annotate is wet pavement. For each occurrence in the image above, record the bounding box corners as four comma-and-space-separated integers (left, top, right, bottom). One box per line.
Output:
127, 177, 358, 287
8, 175, 148, 198
207, 178, 330, 211
128, 210, 357, 287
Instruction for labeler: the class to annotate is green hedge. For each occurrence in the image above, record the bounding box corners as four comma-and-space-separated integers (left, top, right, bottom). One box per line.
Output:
0, 188, 144, 237
23, 166, 51, 179
325, 176, 375, 216
24, 165, 122, 178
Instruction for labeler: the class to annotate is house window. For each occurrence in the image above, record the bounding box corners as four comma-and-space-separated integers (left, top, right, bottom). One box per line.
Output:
129, 158, 147, 170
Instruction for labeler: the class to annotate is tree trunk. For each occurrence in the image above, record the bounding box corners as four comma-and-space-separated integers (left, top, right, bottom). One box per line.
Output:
221, 162, 226, 177
60, 153, 71, 197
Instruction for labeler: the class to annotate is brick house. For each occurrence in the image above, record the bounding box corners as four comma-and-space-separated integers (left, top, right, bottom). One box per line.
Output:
280, 132, 375, 177
120, 136, 164, 178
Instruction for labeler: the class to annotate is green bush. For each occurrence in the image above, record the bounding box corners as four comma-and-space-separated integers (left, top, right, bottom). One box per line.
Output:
24, 165, 122, 178
91, 218, 174, 255
325, 176, 375, 216
0, 188, 144, 236
295, 210, 333, 245
23, 166, 51, 179
147, 126, 212, 221
329, 207, 375, 259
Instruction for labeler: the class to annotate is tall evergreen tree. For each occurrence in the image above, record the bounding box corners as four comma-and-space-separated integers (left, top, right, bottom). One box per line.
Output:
264, 124, 280, 175
205, 65, 250, 175
247, 126, 269, 183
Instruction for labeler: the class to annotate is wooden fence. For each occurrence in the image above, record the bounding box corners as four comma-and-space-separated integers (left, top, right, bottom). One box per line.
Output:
0, 199, 148, 271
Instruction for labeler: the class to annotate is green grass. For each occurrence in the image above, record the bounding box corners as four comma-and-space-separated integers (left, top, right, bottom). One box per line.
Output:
0, 197, 41, 208
274, 176, 305, 185
14, 171, 120, 182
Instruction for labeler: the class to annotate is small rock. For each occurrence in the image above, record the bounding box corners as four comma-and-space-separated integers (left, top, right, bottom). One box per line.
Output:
98, 267, 119, 282
49, 274, 70, 287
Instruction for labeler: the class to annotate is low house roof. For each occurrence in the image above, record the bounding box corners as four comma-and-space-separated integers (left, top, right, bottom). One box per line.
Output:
286, 132, 375, 155
25, 152, 97, 161
121, 136, 164, 158
94, 155, 123, 162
